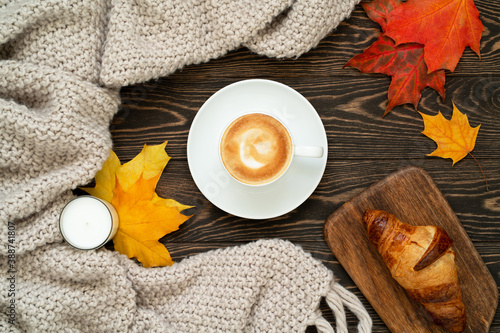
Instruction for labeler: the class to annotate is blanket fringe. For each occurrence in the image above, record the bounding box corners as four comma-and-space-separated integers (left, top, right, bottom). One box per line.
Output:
314, 313, 335, 333
314, 281, 372, 333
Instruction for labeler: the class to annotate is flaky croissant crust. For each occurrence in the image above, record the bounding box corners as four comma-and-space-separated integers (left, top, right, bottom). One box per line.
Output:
363, 209, 466, 333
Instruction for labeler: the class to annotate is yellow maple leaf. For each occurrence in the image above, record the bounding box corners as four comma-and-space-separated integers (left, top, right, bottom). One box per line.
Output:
82, 141, 192, 267
112, 173, 190, 267
420, 103, 480, 165
81, 150, 120, 203
116, 141, 171, 192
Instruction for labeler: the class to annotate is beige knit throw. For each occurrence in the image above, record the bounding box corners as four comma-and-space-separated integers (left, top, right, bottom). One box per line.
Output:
0, 1, 371, 332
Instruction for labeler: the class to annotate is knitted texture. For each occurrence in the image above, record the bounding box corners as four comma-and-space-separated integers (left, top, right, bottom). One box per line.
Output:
0, 0, 369, 332
100, 0, 359, 87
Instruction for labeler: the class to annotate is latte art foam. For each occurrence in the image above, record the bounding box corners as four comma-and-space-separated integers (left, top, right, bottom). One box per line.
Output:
220, 113, 293, 185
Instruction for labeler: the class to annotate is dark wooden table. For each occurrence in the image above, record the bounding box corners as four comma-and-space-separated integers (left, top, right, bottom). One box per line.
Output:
112, 2, 500, 332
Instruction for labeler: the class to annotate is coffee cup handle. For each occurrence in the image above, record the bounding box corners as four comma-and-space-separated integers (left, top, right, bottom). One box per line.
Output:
294, 145, 324, 158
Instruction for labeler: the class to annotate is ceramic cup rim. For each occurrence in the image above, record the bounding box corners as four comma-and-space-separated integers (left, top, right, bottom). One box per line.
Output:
218, 112, 295, 187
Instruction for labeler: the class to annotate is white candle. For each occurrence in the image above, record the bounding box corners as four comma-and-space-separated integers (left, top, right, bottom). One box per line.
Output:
59, 196, 119, 250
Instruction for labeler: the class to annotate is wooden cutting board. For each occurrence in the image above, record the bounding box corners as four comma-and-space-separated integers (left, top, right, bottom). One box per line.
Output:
324, 166, 497, 333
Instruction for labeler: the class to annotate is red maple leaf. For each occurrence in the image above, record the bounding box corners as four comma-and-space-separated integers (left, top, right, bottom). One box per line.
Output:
345, 34, 445, 116
361, 0, 402, 32
385, 0, 484, 73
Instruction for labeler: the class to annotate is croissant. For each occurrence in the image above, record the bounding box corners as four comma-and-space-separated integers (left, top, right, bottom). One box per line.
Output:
362, 209, 466, 333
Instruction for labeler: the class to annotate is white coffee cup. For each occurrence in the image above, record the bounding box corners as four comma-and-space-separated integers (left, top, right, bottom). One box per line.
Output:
219, 112, 323, 187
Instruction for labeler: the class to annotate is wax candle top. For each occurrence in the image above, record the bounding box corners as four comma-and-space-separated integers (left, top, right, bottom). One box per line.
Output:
59, 196, 118, 250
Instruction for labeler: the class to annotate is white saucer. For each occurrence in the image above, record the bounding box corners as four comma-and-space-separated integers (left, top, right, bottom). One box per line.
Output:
187, 79, 328, 219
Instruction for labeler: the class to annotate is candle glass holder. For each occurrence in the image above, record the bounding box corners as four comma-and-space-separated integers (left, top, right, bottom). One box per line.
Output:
59, 196, 119, 250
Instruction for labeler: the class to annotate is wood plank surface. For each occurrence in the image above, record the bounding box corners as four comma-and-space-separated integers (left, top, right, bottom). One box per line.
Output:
324, 166, 497, 332
117, 76, 500, 159
113, 1, 500, 331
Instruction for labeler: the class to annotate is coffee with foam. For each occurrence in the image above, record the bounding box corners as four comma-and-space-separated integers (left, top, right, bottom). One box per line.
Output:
220, 113, 293, 185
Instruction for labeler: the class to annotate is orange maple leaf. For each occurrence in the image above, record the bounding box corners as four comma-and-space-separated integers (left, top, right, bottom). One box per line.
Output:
112, 173, 190, 267
82, 141, 192, 267
385, 0, 484, 73
420, 103, 480, 165
420, 103, 488, 189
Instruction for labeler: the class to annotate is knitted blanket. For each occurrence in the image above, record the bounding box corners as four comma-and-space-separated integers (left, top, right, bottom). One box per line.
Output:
0, 1, 371, 332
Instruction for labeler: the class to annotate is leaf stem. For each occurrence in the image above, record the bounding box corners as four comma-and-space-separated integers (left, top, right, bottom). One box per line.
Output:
469, 152, 489, 191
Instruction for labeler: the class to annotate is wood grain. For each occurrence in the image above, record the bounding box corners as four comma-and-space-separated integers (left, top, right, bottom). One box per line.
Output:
117, 74, 500, 156
112, 1, 500, 331
136, 1, 499, 78
324, 166, 497, 332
